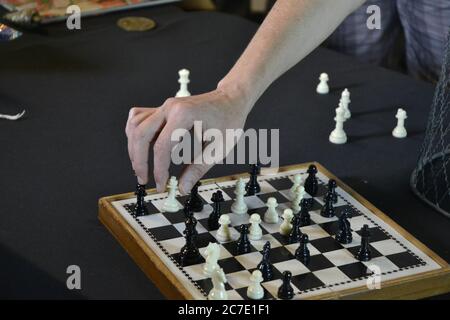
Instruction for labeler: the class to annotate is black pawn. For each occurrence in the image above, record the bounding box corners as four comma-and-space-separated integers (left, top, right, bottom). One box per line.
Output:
190, 181, 204, 212
335, 210, 352, 244
257, 241, 274, 281
327, 179, 338, 204
179, 224, 202, 266
295, 234, 310, 265
236, 224, 251, 254
304, 164, 318, 197
288, 214, 302, 244
299, 199, 311, 226
245, 163, 261, 196
134, 184, 149, 217
208, 190, 224, 230
278, 271, 294, 300
320, 192, 335, 218
356, 224, 372, 261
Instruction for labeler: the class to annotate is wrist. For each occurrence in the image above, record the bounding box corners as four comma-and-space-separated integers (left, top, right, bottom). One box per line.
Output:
216, 77, 258, 116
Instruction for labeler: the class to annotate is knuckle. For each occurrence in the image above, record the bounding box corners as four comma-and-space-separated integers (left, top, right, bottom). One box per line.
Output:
153, 140, 165, 155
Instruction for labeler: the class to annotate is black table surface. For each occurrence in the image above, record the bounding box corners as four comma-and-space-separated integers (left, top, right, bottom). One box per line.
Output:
0, 5, 449, 299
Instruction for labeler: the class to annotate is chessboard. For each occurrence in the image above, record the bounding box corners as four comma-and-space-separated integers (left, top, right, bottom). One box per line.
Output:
98, 163, 450, 299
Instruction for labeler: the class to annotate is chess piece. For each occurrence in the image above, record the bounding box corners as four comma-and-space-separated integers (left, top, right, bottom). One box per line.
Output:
316, 73, 330, 94
392, 108, 408, 138
236, 224, 251, 254
216, 214, 232, 242
340, 88, 351, 120
190, 181, 204, 212
295, 234, 310, 265
327, 179, 338, 204
247, 270, 264, 300
299, 199, 311, 226
245, 163, 261, 196
329, 105, 348, 144
249, 214, 263, 241
184, 204, 198, 236
288, 214, 302, 244
203, 242, 220, 276
278, 271, 294, 300
356, 224, 372, 261
208, 190, 224, 230
279, 209, 294, 236
231, 178, 248, 215
163, 176, 180, 212
134, 184, 149, 216
257, 241, 274, 281
336, 210, 353, 244
208, 267, 228, 300
289, 174, 304, 199
304, 164, 318, 197
179, 222, 202, 266
320, 192, 335, 218
291, 185, 306, 214
264, 197, 279, 224
175, 69, 191, 98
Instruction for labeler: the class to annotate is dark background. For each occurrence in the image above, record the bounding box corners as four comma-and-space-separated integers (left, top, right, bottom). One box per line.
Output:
0, 4, 449, 299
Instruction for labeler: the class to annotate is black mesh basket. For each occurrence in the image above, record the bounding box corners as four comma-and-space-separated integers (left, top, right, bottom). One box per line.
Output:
411, 30, 450, 217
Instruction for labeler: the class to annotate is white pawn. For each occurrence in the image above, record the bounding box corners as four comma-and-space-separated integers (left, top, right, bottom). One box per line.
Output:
393, 108, 408, 138
247, 270, 264, 300
231, 178, 248, 215
203, 242, 220, 276
249, 214, 262, 241
216, 214, 231, 242
291, 186, 305, 213
279, 209, 294, 236
316, 73, 330, 94
264, 197, 279, 224
208, 268, 228, 300
175, 69, 191, 98
340, 88, 351, 119
163, 176, 180, 212
329, 105, 348, 144
289, 174, 304, 200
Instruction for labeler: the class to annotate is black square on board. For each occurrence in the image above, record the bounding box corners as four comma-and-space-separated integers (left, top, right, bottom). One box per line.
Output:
346, 245, 382, 260
148, 225, 182, 241
162, 211, 186, 224
124, 201, 159, 216
291, 273, 325, 291
222, 241, 258, 256
339, 262, 372, 280
266, 177, 294, 191
195, 278, 232, 294
218, 257, 246, 274
267, 246, 295, 264
171, 252, 205, 267
235, 286, 275, 300
307, 254, 335, 272
310, 237, 344, 253
386, 252, 422, 269
257, 192, 290, 205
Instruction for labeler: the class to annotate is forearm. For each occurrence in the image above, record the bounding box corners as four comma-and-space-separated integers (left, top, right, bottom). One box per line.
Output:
218, 0, 366, 110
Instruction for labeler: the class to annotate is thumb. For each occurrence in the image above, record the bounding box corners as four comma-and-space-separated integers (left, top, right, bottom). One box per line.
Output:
179, 163, 214, 195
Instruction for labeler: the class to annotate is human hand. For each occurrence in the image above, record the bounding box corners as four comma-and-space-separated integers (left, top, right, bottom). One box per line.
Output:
126, 86, 253, 194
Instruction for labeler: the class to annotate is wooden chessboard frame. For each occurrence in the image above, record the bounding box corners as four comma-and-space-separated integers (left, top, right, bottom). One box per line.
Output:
98, 162, 450, 300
